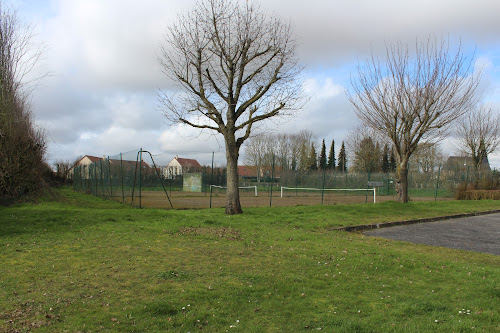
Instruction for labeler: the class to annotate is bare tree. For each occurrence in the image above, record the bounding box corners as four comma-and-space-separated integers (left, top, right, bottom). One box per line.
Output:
244, 134, 268, 183
293, 130, 315, 171
347, 38, 480, 202
456, 104, 500, 170
158, 0, 303, 214
275, 133, 291, 170
410, 142, 444, 174
0, 3, 47, 201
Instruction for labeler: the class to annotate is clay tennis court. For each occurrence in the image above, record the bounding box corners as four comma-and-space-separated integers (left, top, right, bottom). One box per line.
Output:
115, 189, 448, 209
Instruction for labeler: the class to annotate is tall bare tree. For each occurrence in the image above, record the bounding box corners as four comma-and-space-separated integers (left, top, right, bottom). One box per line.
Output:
244, 134, 267, 183
348, 38, 480, 202
0, 3, 47, 201
410, 142, 443, 174
158, 0, 303, 214
457, 104, 500, 170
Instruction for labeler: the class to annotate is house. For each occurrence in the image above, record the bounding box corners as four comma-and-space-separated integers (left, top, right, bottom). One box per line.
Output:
68, 155, 103, 179
164, 156, 202, 178
238, 165, 259, 179
238, 165, 282, 182
443, 156, 490, 172
69, 155, 151, 179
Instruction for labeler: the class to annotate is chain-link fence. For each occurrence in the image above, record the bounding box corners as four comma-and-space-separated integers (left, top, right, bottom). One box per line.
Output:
71, 148, 498, 209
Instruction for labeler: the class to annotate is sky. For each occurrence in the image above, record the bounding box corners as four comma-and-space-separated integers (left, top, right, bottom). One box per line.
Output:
9, 0, 500, 168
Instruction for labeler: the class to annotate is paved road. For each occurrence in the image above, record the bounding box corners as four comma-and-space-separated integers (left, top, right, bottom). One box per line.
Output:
365, 213, 500, 255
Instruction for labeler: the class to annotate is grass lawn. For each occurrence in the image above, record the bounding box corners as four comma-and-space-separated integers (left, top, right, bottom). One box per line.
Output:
1, 188, 499, 332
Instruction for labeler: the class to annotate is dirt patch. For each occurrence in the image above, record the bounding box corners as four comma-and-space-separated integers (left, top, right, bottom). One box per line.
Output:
177, 227, 241, 240
110, 190, 450, 209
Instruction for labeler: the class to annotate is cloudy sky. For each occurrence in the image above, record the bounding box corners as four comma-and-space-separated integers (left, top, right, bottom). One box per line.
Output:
10, 0, 500, 167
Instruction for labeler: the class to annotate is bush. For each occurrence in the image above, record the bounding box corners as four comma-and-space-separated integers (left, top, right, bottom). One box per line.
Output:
0, 5, 47, 203
455, 171, 500, 200
457, 190, 500, 200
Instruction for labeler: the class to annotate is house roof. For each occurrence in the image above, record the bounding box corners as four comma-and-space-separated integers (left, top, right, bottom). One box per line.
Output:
238, 165, 258, 177
109, 158, 150, 169
69, 155, 103, 171
70, 155, 151, 171
238, 165, 282, 178
85, 155, 103, 163
173, 157, 202, 169
444, 156, 490, 170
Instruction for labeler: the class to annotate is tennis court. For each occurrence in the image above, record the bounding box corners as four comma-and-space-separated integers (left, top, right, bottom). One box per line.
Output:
115, 188, 445, 209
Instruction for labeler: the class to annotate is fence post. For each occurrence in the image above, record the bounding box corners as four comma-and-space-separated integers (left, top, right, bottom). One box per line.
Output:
120, 153, 124, 203
365, 170, 371, 204
295, 170, 299, 196
108, 156, 113, 199
210, 152, 214, 208
100, 159, 105, 199
82, 165, 86, 193
321, 167, 326, 205
94, 163, 98, 196
386, 174, 390, 196
270, 155, 275, 207
139, 148, 143, 209
210, 185, 213, 209
435, 164, 441, 201
169, 169, 172, 196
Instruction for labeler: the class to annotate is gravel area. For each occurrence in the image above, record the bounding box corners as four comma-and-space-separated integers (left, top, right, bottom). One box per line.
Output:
364, 213, 500, 255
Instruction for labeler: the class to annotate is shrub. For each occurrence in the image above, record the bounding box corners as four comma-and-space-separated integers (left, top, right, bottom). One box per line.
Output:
455, 171, 500, 200
0, 4, 46, 203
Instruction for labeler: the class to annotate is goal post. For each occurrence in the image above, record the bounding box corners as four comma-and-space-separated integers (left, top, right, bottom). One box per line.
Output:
280, 186, 377, 203
210, 185, 258, 197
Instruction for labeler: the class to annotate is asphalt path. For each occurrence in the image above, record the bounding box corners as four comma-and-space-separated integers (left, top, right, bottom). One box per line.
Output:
364, 213, 500, 255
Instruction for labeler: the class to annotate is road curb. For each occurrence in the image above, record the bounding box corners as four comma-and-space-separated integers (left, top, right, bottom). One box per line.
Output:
329, 209, 500, 232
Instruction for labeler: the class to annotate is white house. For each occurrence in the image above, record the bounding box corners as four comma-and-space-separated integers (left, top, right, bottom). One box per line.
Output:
164, 156, 202, 178
68, 155, 103, 179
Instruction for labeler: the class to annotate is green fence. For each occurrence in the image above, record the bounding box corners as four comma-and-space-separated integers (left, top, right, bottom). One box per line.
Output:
72, 148, 498, 208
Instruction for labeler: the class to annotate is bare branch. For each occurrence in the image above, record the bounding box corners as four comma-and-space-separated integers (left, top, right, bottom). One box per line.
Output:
347, 37, 481, 202
157, 0, 304, 214
456, 104, 500, 169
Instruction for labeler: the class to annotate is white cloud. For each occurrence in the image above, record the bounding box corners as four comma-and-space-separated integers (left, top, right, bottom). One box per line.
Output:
38, 0, 190, 91
15, 0, 500, 170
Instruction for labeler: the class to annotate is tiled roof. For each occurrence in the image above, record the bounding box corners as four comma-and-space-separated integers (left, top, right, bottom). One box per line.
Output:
175, 157, 202, 168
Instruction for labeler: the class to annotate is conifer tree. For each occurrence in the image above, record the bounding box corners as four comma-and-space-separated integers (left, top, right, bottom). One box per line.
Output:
319, 139, 327, 170
382, 144, 390, 173
327, 140, 335, 169
337, 141, 347, 173
389, 148, 397, 172
309, 143, 318, 170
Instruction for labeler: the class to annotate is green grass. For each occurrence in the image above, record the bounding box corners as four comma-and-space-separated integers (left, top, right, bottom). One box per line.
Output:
1, 188, 499, 332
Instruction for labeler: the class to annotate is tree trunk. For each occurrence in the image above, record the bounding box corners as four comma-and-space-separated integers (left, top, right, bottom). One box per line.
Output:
396, 158, 409, 203
225, 139, 243, 215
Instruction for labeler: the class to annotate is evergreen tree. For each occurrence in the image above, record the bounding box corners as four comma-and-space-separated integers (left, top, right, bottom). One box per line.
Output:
337, 141, 347, 173
327, 139, 336, 169
319, 139, 327, 170
389, 148, 397, 172
353, 137, 381, 173
382, 144, 390, 173
309, 143, 318, 170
